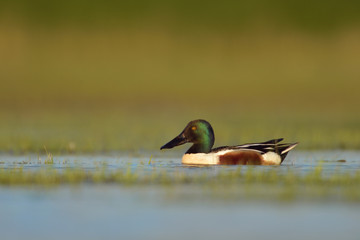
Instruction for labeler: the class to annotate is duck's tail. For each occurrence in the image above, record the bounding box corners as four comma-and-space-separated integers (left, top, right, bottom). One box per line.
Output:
275, 142, 299, 163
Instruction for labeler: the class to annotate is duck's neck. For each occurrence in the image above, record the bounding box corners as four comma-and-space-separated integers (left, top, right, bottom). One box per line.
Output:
186, 137, 214, 154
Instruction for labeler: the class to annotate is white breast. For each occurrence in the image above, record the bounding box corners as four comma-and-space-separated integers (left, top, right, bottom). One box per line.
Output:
182, 153, 219, 165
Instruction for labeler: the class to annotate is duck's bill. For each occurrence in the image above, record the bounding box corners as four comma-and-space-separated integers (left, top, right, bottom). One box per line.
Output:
160, 133, 188, 150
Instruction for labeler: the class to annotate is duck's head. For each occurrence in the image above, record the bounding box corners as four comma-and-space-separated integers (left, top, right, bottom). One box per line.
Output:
160, 119, 215, 154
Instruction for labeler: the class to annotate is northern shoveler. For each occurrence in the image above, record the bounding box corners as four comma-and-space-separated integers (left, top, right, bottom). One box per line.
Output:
160, 119, 298, 165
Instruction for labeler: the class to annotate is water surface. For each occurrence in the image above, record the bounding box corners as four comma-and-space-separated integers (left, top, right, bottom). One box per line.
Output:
0, 150, 359, 240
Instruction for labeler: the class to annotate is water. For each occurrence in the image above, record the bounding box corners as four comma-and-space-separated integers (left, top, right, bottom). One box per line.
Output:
0, 151, 360, 240
1, 150, 359, 174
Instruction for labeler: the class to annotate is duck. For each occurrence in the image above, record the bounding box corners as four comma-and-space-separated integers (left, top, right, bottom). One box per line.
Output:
160, 119, 298, 165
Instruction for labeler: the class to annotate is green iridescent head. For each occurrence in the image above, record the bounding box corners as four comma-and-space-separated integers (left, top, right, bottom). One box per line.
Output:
160, 119, 215, 153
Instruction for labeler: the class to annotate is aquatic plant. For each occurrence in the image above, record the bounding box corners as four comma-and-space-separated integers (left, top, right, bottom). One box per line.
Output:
0, 164, 359, 203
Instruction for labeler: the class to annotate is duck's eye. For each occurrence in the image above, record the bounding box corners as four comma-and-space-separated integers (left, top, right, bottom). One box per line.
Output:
191, 126, 197, 131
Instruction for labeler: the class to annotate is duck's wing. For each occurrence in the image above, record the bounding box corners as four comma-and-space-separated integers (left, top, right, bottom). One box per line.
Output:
212, 138, 298, 163
212, 138, 283, 152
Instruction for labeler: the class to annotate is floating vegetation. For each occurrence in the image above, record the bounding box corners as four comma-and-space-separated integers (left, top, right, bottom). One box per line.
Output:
0, 164, 359, 203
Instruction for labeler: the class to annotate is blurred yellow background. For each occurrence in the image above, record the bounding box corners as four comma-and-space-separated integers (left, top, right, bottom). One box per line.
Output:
0, 0, 360, 152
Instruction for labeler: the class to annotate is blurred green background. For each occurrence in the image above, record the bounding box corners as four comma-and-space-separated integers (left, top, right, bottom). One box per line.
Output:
1, 0, 360, 153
